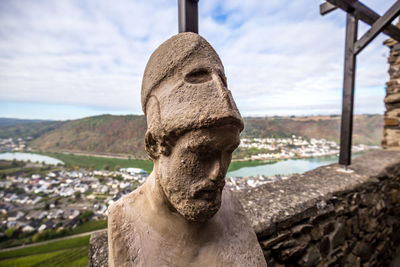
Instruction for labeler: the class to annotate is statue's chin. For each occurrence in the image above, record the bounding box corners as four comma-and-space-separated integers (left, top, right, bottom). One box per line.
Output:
174, 199, 221, 222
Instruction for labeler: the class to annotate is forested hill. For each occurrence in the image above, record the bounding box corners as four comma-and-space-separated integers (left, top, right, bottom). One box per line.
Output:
0, 118, 65, 139
1, 114, 383, 158
29, 115, 148, 158
243, 115, 383, 146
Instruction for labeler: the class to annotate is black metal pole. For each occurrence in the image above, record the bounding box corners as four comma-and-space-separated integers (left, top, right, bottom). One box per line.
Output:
339, 12, 358, 166
178, 0, 199, 33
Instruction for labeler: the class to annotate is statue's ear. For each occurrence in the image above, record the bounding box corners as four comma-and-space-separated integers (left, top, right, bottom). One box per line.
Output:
145, 131, 159, 159
145, 96, 163, 159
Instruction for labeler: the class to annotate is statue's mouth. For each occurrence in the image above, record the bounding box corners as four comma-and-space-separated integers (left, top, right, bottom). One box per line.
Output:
193, 188, 218, 200
192, 183, 224, 200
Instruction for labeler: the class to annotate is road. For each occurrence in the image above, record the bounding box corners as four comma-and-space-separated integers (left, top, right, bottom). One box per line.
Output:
0, 229, 106, 253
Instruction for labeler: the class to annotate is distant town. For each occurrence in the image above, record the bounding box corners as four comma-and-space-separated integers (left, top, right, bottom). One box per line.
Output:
238, 135, 372, 161
0, 163, 146, 245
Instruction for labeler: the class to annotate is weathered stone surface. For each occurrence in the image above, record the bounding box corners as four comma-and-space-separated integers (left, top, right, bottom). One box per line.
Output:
320, 236, 331, 257
385, 93, 400, 104
274, 241, 307, 262
383, 128, 400, 148
386, 108, 400, 117
385, 117, 399, 126
298, 245, 321, 267
261, 230, 290, 249
383, 38, 400, 150
291, 224, 313, 237
353, 242, 372, 262
237, 150, 400, 233
344, 253, 360, 267
310, 226, 322, 241
331, 223, 346, 249
89, 230, 108, 267
322, 221, 335, 235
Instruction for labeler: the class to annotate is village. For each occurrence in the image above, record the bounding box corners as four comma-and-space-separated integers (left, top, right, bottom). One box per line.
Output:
0, 166, 147, 244
0, 138, 28, 152
239, 135, 371, 160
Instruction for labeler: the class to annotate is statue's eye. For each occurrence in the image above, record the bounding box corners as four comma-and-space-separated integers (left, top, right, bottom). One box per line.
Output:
184, 68, 212, 84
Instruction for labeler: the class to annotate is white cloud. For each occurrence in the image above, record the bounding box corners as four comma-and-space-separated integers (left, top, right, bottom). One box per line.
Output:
0, 0, 396, 118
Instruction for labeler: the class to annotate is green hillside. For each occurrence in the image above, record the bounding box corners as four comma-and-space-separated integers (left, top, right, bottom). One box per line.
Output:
243, 114, 383, 145
2, 114, 383, 158
30, 115, 148, 159
0, 119, 65, 139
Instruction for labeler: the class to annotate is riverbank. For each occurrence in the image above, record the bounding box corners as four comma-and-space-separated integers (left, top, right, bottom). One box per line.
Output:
1, 150, 367, 176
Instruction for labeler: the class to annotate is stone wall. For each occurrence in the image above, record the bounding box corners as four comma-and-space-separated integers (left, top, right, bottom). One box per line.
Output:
383, 36, 400, 149
89, 150, 400, 266
238, 150, 400, 266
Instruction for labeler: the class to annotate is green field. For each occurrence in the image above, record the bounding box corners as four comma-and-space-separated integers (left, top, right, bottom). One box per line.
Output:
40, 152, 154, 173
70, 220, 107, 235
0, 235, 90, 267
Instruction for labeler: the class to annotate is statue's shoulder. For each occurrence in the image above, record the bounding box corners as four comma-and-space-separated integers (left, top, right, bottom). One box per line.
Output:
108, 188, 144, 267
108, 186, 144, 218
108, 186, 146, 239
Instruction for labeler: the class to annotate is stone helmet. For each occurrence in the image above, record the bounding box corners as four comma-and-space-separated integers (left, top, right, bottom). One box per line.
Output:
141, 32, 244, 158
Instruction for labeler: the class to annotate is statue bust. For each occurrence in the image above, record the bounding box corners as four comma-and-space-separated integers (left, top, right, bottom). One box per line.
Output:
108, 32, 267, 267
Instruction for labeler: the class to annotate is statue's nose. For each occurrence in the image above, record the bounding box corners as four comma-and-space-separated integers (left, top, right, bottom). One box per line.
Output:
209, 159, 221, 182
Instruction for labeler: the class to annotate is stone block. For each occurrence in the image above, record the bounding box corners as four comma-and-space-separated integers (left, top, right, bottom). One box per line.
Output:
310, 226, 322, 241
261, 231, 290, 249
311, 210, 335, 225
353, 242, 372, 262
384, 117, 399, 127
322, 221, 335, 235
331, 223, 346, 249
320, 236, 331, 257
291, 224, 313, 237
272, 239, 298, 251
88, 230, 108, 267
298, 245, 321, 267
382, 128, 400, 148
386, 101, 400, 110
366, 218, 378, 233
278, 243, 308, 263
387, 85, 400, 94
344, 253, 360, 267
278, 207, 317, 230
392, 189, 399, 203
386, 108, 400, 117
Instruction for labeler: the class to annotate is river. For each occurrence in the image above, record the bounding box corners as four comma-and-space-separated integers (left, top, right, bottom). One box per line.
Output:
227, 155, 358, 177
0, 152, 64, 165
0, 152, 360, 177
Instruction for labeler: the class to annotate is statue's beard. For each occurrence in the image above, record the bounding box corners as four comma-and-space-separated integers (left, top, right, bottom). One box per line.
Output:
157, 175, 224, 222
171, 195, 222, 222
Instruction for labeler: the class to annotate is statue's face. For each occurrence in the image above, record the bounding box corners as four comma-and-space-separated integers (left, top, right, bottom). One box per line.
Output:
157, 125, 240, 222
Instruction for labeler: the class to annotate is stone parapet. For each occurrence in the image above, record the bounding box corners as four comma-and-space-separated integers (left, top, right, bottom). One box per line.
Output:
383, 38, 400, 149
89, 150, 400, 266
238, 150, 400, 266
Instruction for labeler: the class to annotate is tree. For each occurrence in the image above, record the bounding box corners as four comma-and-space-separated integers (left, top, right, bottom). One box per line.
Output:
74, 191, 81, 199
5, 228, 15, 238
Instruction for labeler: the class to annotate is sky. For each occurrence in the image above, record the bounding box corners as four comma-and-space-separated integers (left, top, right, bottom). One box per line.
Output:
0, 0, 397, 120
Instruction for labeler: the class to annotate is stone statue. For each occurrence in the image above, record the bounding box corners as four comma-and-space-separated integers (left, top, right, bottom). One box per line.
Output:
108, 32, 267, 267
